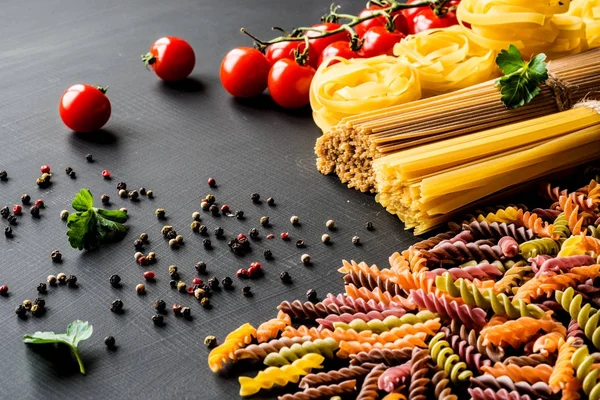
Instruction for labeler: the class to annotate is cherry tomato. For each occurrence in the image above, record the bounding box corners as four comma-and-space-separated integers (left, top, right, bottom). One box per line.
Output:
265, 41, 319, 68
360, 26, 406, 57
142, 36, 195, 81
409, 1, 460, 34
304, 23, 350, 56
220, 47, 271, 98
59, 84, 111, 133
402, 0, 429, 31
318, 41, 361, 67
355, 5, 409, 37
267, 59, 315, 109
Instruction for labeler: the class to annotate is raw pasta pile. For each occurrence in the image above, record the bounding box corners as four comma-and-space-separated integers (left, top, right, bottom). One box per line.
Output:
208, 177, 600, 399
566, 0, 600, 48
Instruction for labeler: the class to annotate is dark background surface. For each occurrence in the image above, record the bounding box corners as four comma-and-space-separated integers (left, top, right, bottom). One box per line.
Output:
0, 0, 419, 399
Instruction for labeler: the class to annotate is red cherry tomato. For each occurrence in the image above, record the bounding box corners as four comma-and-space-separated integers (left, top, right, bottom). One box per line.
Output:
267, 59, 315, 109
305, 23, 350, 56
360, 26, 406, 57
402, 0, 429, 31
318, 41, 362, 67
220, 47, 271, 98
355, 5, 409, 37
265, 41, 319, 68
142, 37, 195, 81
59, 84, 111, 133
409, 1, 460, 34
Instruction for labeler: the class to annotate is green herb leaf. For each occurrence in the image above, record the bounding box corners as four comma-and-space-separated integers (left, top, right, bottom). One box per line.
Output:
24, 320, 93, 375
66, 190, 128, 250
495, 44, 548, 109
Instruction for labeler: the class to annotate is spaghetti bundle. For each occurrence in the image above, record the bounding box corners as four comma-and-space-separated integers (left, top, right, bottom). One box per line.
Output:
566, 0, 600, 48
315, 48, 600, 193
373, 102, 600, 234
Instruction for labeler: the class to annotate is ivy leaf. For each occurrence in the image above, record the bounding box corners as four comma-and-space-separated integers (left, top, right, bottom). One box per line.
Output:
495, 44, 548, 109
24, 320, 93, 375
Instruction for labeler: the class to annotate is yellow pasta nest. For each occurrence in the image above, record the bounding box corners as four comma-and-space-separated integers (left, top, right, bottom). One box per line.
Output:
566, 0, 600, 48
393, 25, 499, 97
309, 55, 421, 132
457, 0, 585, 59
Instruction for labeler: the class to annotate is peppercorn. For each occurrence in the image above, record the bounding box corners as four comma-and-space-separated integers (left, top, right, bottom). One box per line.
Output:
116, 182, 127, 191
143, 271, 155, 281
57, 273, 67, 285
51, 250, 62, 263
136, 284, 146, 294
242, 286, 252, 296
214, 227, 224, 238
236, 268, 249, 279
20, 194, 30, 205
169, 280, 177, 288
202, 238, 212, 249
31, 304, 43, 317
0, 171, 7, 181
154, 299, 167, 312
36, 173, 52, 188
260, 216, 269, 226
161, 225, 173, 237
104, 336, 116, 349
235, 210, 244, 219
266, 197, 275, 206
66, 275, 78, 287
200, 201, 210, 211
15, 305, 26, 317
200, 297, 210, 308
207, 177, 216, 187
146, 190, 154, 198
306, 289, 317, 302
120, 207, 128, 214
34, 298, 45, 308
155, 208, 166, 219
0, 285, 8, 295
7, 215, 17, 225
47, 275, 57, 286
35, 199, 45, 209
23, 299, 32, 310
279, 271, 292, 283
195, 261, 207, 274
326, 220, 335, 230
209, 204, 219, 215
147, 252, 156, 262
221, 277, 233, 289
260, 250, 272, 262
133, 239, 144, 250
301, 254, 311, 264
181, 307, 192, 318
266, 234, 274, 239
190, 277, 202, 286
188, 220, 200, 233
194, 288, 206, 299
4, 226, 13, 238
294, 240, 305, 249
69, 170, 76, 179
60, 210, 69, 220
109, 274, 121, 288
65, 167, 73, 175
290, 215, 301, 225
29, 206, 39, 218
280, 232, 289, 240
175, 235, 184, 244
37, 283, 47, 294
220, 205, 230, 215
251, 193, 260, 203
204, 194, 215, 204
139, 187, 147, 196
248, 262, 262, 278
204, 335, 218, 348
321, 233, 331, 244
12, 205, 22, 215
152, 314, 164, 326
245, 229, 258, 241
172, 303, 182, 315
177, 281, 187, 293
208, 277, 219, 290
128, 190, 139, 201
1, 206, 10, 218
352, 235, 361, 245
85, 153, 93, 162
168, 239, 178, 249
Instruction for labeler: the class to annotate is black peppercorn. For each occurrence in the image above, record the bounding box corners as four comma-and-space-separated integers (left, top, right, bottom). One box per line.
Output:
104, 336, 116, 348
266, 197, 275, 206
65, 167, 73, 175
66, 275, 77, 287
181, 306, 192, 318
249, 228, 259, 240
154, 299, 167, 312
51, 250, 62, 263
209, 204, 219, 215
37, 283, 47, 294
4, 226, 13, 238
263, 249, 273, 260
134, 239, 144, 250
101, 194, 110, 204
195, 262, 207, 274
7, 215, 17, 225
21, 194, 31, 205
116, 182, 127, 191
110, 299, 124, 313
69, 170, 76, 179
139, 187, 146, 196
85, 154, 93, 162
251, 193, 260, 203
214, 227, 224, 238
0, 206, 9, 218
169, 279, 177, 288
34, 298, 45, 308
295, 239, 305, 248
152, 314, 164, 326
128, 190, 139, 201
199, 224, 208, 235
229, 242, 242, 256
221, 276, 233, 289
306, 289, 317, 302
0, 171, 7, 181
15, 304, 26, 317
242, 286, 252, 297
208, 277, 219, 290
280, 271, 292, 283
109, 274, 121, 288
203, 238, 212, 249
30, 206, 40, 218
235, 210, 244, 219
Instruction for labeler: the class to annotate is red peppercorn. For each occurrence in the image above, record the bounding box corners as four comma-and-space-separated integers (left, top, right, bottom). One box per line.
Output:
250, 262, 262, 269
237, 233, 247, 241
137, 256, 149, 266
143, 271, 156, 280
192, 277, 203, 286
220, 204, 230, 214
12, 205, 22, 215
101, 169, 111, 178
208, 177, 216, 187
187, 286, 195, 295
0, 285, 8, 295
34, 199, 45, 209
40, 165, 51, 174
280, 232, 289, 240
248, 265, 262, 278
236, 268, 249, 278
267, 234, 275, 239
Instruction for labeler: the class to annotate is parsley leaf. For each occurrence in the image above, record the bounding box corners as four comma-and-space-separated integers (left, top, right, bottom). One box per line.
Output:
66, 189, 129, 250
23, 320, 93, 375
495, 44, 548, 109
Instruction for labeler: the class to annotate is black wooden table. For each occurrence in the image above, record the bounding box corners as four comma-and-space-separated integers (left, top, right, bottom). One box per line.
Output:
0, 0, 418, 398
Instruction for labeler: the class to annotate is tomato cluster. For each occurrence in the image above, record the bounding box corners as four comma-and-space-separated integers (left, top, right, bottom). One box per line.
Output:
403, 0, 460, 34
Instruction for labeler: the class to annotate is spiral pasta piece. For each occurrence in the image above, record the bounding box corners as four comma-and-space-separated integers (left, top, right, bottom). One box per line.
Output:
429, 332, 473, 383
503, 353, 556, 367
536, 255, 596, 276
263, 338, 339, 367
332, 311, 438, 333
345, 285, 416, 310
448, 320, 506, 363
409, 289, 487, 329
378, 362, 411, 393
408, 347, 430, 400
426, 261, 503, 281
498, 236, 519, 258
432, 370, 458, 400
357, 363, 387, 400
278, 300, 344, 320
556, 287, 600, 349
571, 345, 600, 398
337, 332, 428, 358
442, 328, 492, 372
548, 338, 578, 393
277, 379, 356, 400
462, 221, 535, 243
471, 375, 553, 399
322, 293, 400, 314
299, 363, 377, 389
316, 309, 408, 331
533, 330, 566, 355
208, 323, 256, 372
256, 311, 291, 343
349, 348, 413, 366
481, 363, 553, 384
481, 314, 560, 348
344, 270, 404, 296
234, 336, 312, 362
238, 353, 324, 397
423, 240, 504, 266
559, 236, 600, 257
519, 238, 560, 259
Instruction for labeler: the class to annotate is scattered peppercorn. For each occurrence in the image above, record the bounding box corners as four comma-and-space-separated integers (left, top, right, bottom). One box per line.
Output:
104, 336, 116, 349
139, 187, 147, 196
321, 234, 331, 244
188, 212, 200, 223
85, 154, 93, 162
195, 262, 207, 274
37, 283, 47, 294
65, 167, 73, 175
0, 171, 7, 181
204, 194, 216, 205
69, 170, 76, 179
266, 197, 275, 206
40, 165, 51, 174
35, 199, 45, 209
194, 287, 206, 298
172, 304, 182, 315
242, 286, 252, 296
109, 274, 121, 288
20, 194, 30, 205
352, 235, 361, 245
169, 280, 177, 288
27, 206, 38, 218
0, 206, 9, 218
4, 226, 13, 238
154, 299, 166, 312
57, 273, 67, 285
208, 277, 219, 290
143, 271, 155, 281
7, 215, 17, 225
181, 307, 192, 318
301, 254, 311, 264
128, 190, 139, 201
200, 201, 210, 211
220, 204, 230, 214
155, 209, 167, 220
31, 304, 43, 317
152, 314, 164, 326
280, 271, 292, 283
207, 177, 216, 187
147, 252, 156, 262
0, 285, 8, 295
204, 335, 218, 348
188, 220, 200, 232
47, 275, 57, 286
101, 169, 111, 179
209, 204, 219, 215
177, 281, 187, 293
34, 298, 45, 308
266, 234, 274, 239
133, 239, 144, 251
136, 284, 146, 294
280, 232, 289, 240
161, 226, 173, 237
15, 305, 26, 317
66, 275, 78, 287
202, 238, 212, 249
306, 289, 317, 302
236, 268, 249, 279
50, 250, 62, 263
221, 277, 233, 289
200, 297, 210, 308
23, 299, 32, 310
263, 249, 273, 260
248, 228, 259, 240
60, 210, 69, 220
146, 190, 154, 198
214, 227, 224, 238
36, 173, 52, 188
120, 207, 128, 214
197, 224, 207, 235
260, 216, 269, 226
251, 193, 260, 203
326, 220, 335, 229
191, 277, 203, 286
235, 210, 244, 219
168, 239, 178, 248
295, 239, 305, 248
12, 205, 22, 215
116, 182, 127, 191
290, 215, 299, 225
175, 235, 184, 244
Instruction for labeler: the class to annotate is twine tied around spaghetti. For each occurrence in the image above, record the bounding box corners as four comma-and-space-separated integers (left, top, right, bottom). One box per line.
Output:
546, 71, 575, 111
